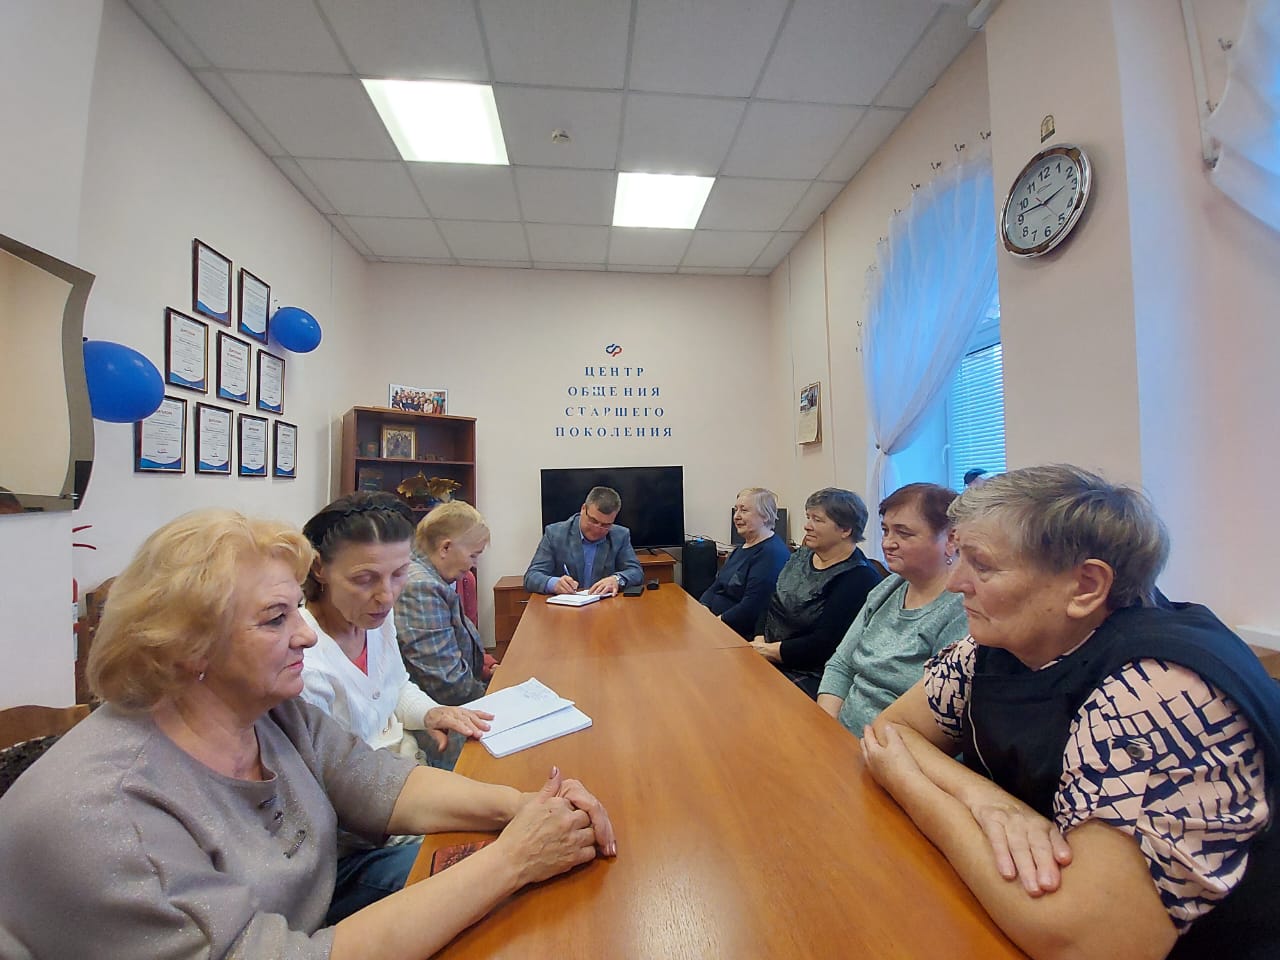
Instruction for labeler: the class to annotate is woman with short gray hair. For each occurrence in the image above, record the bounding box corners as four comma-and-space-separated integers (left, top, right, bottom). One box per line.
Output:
751, 487, 884, 698
864, 465, 1280, 960
700, 487, 790, 638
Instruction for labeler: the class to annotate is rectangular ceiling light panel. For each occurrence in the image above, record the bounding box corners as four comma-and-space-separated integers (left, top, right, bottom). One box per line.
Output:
613, 172, 715, 229
363, 79, 509, 165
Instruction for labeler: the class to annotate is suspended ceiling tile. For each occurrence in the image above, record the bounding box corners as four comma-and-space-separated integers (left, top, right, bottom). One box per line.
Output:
756, 0, 938, 105
479, 0, 630, 89
297, 159, 427, 218
224, 73, 398, 160
753, 231, 804, 269
345, 216, 451, 259
194, 69, 285, 156
407, 165, 521, 221
618, 94, 746, 175
607, 228, 692, 266
456, 259, 532, 268
436, 220, 531, 261
496, 88, 624, 169
526, 224, 610, 263
629, 0, 788, 97
683, 230, 773, 268
876, 7, 975, 109
782, 181, 846, 231
821, 107, 908, 181
316, 0, 488, 80
699, 178, 810, 231
679, 266, 750, 275
158, 0, 348, 72
276, 158, 336, 215
607, 264, 672, 273
723, 101, 862, 179
514, 168, 617, 225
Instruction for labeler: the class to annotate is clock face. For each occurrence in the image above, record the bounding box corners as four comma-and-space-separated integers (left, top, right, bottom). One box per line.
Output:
1001, 145, 1092, 258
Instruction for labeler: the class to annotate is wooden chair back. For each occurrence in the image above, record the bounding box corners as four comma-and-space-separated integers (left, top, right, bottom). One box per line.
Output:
0, 704, 90, 751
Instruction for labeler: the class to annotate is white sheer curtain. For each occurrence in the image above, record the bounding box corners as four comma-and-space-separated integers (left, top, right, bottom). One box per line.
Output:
862, 154, 998, 508
1207, 0, 1280, 232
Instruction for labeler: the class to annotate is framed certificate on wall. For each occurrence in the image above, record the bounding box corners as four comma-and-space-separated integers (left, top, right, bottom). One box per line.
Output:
256, 350, 285, 415
238, 268, 270, 344
164, 308, 208, 392
192, 239, 232, 326
134, 396, 187, 473
195, 402, 233, 475
237, 413, 268, 477
273, 420, 297, 478
216, 331, 251, 404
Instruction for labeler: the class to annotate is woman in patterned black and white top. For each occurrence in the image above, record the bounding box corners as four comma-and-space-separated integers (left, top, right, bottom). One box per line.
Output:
862, 465, 1280, 960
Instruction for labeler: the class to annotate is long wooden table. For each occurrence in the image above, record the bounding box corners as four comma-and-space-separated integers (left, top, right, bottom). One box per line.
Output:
409, 584, 1026, 959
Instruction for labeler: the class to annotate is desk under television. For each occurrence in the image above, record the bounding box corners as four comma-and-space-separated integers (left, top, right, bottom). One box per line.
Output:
409, 584, 1027, 959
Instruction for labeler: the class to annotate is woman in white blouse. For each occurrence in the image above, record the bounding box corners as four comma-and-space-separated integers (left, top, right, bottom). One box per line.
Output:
299, 493, 491, 763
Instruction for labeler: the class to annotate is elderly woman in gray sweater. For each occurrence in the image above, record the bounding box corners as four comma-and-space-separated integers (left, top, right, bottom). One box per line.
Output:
818, 483, 968, 733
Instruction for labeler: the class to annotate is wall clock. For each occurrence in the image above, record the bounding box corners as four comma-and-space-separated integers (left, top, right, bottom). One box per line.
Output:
1000, 144, 1092, 258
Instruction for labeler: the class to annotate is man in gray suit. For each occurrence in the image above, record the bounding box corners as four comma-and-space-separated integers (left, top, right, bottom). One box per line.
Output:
523, 486, 643, 596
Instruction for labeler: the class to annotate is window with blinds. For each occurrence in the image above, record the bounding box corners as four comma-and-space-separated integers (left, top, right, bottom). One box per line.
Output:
946, 335, 1006, 491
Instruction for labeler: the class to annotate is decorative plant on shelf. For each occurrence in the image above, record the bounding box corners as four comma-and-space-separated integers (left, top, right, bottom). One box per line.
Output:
396, 473, 462, 510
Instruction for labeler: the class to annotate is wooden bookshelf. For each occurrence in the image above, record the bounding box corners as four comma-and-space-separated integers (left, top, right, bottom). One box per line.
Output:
339, 406, 476, 508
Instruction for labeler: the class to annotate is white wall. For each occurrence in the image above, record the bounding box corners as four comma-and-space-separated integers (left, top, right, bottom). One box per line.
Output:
71, 0, 369, 593
361, 263, 780, 638
768, 37, 992, 519
0, 0, 104, 708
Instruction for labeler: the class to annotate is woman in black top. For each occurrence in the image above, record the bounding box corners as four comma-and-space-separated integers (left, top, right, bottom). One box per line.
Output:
751, 487, 883, 698
700, 487, 791, 638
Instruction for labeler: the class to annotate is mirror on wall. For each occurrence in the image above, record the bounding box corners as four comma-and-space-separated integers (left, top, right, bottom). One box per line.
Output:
0, 233, 94, 514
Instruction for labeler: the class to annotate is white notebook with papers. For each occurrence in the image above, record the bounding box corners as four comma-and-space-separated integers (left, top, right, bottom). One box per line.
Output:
546, 591, 603, 607
481, 705, 593, 758
463, 678, 593, 757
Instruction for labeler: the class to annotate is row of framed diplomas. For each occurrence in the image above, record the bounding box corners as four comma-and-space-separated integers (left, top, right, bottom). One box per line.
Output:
134, 396, 296, 477
165, 307, 285, 414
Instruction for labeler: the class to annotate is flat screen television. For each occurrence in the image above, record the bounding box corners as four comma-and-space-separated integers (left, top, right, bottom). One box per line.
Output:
540, 466, 685, 549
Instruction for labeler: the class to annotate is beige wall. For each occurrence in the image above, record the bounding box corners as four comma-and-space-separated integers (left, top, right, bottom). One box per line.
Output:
774, 0, 1280, 634
768, 36, 992, 518
361, 263, 780, 636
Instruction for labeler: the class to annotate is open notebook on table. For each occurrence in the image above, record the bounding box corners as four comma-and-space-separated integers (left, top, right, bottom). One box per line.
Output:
546, 591, 604, 607
463, 678, 593, 758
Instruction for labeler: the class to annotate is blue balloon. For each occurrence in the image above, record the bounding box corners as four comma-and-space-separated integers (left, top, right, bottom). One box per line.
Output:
82, 340, 164, 423
271, 306, 322, 353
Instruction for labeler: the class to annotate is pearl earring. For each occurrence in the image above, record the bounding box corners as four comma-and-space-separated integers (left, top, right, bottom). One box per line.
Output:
197, 670, 206, 682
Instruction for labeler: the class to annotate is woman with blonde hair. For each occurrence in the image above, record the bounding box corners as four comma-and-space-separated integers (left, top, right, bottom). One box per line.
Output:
0, 508, 614, 958
395, 500, 493, 708
699, 487, 790, 638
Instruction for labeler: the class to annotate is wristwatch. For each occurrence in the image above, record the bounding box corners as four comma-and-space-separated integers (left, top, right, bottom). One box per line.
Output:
615, 573, 625, 587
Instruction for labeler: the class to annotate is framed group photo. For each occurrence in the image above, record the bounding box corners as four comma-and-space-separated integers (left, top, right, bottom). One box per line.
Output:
389, 383, 447, 415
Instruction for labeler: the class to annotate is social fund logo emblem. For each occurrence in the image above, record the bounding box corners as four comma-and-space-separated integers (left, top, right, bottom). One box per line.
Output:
605, 343, 623, 357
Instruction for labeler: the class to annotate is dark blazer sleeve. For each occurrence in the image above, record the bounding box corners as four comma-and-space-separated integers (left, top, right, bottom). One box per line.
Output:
778, 564, 884, 670
608, 527, 643, 587
719, 539, 789, 639
523, 524, 563, 593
